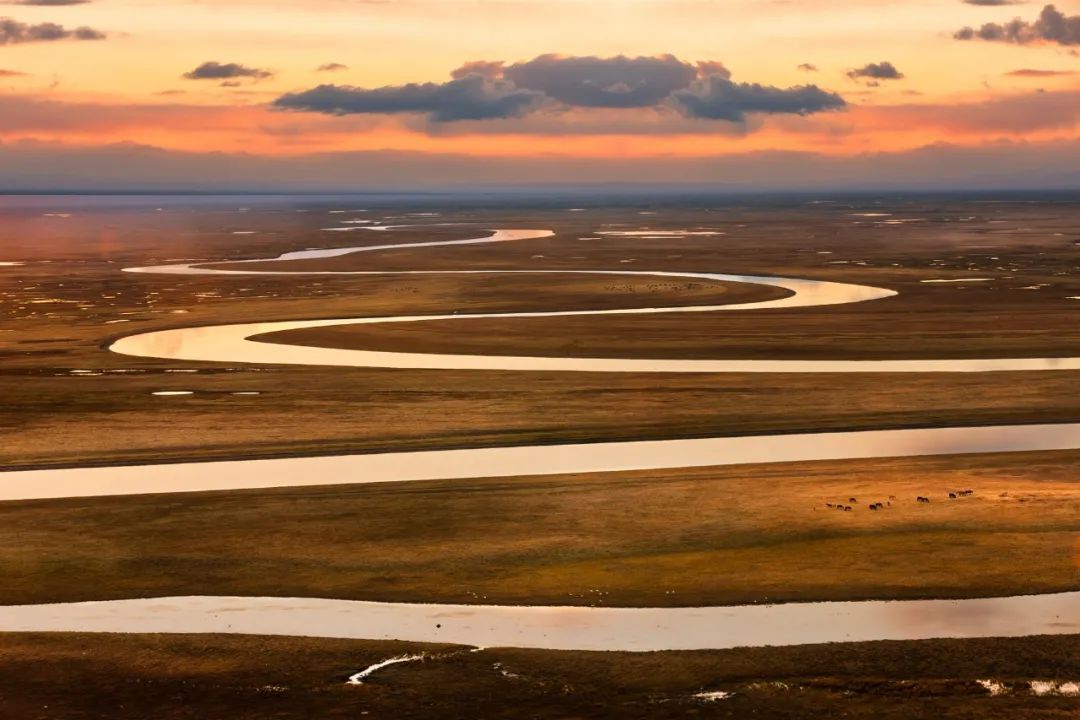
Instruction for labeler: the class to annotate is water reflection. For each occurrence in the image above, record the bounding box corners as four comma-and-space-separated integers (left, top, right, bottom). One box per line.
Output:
1, 591, 1077, 652
1, 422, 1077, 500
111, 227, 1080, 373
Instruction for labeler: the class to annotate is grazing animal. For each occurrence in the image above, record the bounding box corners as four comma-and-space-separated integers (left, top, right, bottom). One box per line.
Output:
844, 506, 853, 512
869, 504, 878, 511
949, 493, 957, 499
917, 496, 930, 504
849, 498, 857, 503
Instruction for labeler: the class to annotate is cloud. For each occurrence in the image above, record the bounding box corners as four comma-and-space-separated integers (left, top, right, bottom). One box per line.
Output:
0, 68, 27, 76
962, 0, 1022, 5
955, 4, 1080, 45
1, 137, 1077, 192
450, 60, 505, 80
182, 61, 273, 81
695, 60, 731, 79
1005, 68, 1076, 76
856, 89, 1080, 134
276, 54, 846, 125
274, 75, 548, 121
317, 63, 348, 72
0, 17, 104, 44
671, 77, 846, 122
797, 63, 818, 72
501, 54, 700, 108
4, 0, 91, 5
847, 61, 904, 81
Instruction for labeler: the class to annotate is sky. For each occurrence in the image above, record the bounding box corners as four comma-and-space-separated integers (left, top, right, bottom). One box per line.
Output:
0, 0, 1078, 191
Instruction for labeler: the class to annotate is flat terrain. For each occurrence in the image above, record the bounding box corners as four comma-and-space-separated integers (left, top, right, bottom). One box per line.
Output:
2, 450, 1078, 606
0, 196, 1077, 718
2, 632, 1079, 719
1, 198, 1078, 469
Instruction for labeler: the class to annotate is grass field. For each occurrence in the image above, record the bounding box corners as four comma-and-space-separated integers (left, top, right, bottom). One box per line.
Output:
3, 631, 1079, 719
2, 204, 1078, 469
1, 450, 1077, 606
1, 198, 1078, 718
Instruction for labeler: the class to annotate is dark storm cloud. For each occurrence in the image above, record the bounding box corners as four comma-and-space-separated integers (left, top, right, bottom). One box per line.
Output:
501, 54, 700, 108
183, 62, 273, 81
671, 77, 846, 122
0, 17, 104, 44
273, 75, 547, 122
847, 61, 904, 81
955, 4, 1080, 45
317, 63, 348, 72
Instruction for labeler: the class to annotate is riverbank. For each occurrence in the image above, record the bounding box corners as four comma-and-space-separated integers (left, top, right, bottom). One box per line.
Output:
2, 631, 1078, 719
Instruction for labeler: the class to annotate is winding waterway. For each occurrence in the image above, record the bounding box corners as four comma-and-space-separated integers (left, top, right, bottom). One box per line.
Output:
2, 592, 1078, 652
1, 225, 1078, 651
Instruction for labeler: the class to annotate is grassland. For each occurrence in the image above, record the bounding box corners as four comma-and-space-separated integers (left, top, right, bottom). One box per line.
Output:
1, 201, 1078, 469
3, 631, 1079, 719
1, 198, 1078, 718
1, 450, 1077, 607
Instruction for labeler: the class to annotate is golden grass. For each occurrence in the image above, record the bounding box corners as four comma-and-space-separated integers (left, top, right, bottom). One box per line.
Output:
1, 450, 1077, 606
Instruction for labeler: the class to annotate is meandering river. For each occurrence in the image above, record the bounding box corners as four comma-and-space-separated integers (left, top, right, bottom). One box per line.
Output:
1, 225, 1077, 651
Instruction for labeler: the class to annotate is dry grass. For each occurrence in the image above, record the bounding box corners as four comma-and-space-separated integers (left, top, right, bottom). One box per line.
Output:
1, 631, 1079, 719
1, 450, 1077, 606
1, 204, 1077, 469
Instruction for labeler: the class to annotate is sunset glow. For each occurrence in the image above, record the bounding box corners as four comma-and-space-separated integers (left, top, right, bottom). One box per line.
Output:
1, 0, 1078, 189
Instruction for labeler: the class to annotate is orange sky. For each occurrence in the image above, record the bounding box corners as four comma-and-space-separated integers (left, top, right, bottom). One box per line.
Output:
0, 0, 1078, 187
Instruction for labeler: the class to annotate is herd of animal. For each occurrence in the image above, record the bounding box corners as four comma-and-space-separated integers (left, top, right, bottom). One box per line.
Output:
825, 490, 975, 512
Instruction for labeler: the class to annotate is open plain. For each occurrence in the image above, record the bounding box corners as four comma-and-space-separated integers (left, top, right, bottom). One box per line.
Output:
0, 193, 1078, 717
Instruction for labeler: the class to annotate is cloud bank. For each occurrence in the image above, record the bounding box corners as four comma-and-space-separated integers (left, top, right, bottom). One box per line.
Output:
0, 17, 104, 44
275, 75, 547, 121
274, 54, 846, 125
1, 138, 1076, 192
955, 4, 1080, 46
671, 77, 845, 121
501, 54, 699, 108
